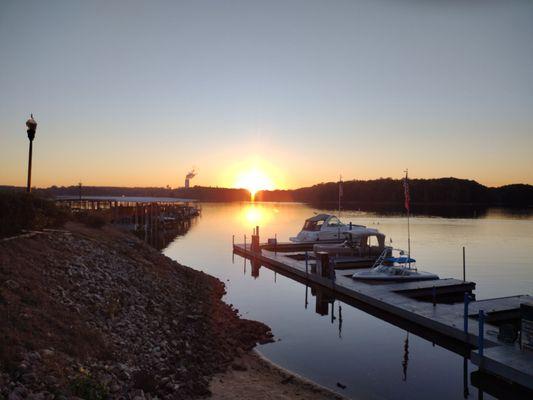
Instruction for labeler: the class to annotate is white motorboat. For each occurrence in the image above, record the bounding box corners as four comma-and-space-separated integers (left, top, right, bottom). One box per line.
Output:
352, 252, 439, 282
290, 214, 368, 243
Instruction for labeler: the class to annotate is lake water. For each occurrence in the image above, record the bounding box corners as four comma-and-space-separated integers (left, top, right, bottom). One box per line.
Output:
163, 202, 533, 400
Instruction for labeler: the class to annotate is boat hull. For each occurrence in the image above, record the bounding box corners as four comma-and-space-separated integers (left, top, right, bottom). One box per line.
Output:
352, 272, 439, 282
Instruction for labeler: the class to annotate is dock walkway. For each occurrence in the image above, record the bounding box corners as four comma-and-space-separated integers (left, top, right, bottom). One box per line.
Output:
234, 243, 533, 391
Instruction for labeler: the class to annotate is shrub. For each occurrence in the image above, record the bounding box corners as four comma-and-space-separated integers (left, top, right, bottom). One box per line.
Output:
0, 191, 69, 238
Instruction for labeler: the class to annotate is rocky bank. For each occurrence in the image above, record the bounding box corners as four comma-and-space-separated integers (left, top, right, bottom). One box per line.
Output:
0, 223, 273, 399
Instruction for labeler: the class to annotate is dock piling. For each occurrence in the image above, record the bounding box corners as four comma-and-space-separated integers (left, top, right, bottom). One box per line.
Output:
432, 286, 436, 307
316, 251, 330, 278
251, 227, 260, 253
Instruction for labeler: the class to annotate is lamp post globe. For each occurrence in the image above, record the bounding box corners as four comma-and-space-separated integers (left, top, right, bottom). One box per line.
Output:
25, 114, 37, 192
26, 114, 37, 140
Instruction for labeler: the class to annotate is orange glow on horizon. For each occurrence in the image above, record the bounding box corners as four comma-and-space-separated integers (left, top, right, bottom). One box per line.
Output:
234, 167, 275, 199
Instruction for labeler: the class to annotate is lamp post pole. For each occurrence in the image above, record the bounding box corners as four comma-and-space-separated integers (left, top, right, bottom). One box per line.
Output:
25, 114, 37, 193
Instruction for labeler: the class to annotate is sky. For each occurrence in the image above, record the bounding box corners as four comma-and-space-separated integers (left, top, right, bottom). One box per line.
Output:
1, 0, 532, 189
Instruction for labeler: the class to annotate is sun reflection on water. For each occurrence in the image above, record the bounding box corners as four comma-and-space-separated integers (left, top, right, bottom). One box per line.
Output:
239, 203, 277, 229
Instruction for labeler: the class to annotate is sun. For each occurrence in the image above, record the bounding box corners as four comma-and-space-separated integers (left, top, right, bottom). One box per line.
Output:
234, 168, 275, 199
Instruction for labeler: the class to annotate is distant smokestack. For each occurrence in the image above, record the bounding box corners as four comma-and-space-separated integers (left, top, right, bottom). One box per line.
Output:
184, 169, 196, 188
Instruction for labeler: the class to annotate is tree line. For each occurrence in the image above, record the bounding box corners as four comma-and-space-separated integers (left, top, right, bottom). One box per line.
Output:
255, 178, 533, 206
1, 177, 532, 206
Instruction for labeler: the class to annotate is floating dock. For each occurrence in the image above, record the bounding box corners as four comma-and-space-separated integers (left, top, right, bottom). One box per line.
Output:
233, 240, 533, 392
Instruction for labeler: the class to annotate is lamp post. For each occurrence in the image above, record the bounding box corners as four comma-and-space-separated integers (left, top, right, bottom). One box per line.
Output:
25, 114, 37, 193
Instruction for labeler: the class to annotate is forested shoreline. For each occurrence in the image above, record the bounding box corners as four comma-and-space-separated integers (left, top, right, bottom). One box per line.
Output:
2, 177, 532, 206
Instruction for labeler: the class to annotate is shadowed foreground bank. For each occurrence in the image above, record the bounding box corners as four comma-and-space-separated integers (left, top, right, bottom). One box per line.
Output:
209, 352, 346, 400
0, 223, 273, 399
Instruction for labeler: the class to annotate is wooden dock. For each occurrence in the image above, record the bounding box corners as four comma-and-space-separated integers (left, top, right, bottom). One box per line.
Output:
233, 242, 533, 392
56, 197, 200, 249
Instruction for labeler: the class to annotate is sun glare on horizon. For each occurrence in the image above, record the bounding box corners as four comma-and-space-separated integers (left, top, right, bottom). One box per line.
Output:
234, 168, 275, 199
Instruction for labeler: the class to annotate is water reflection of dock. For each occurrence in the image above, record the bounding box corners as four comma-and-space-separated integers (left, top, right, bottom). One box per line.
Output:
233, 239, 533, 395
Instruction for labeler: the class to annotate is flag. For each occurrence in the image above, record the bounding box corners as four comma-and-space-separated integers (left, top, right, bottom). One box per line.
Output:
403, 174, 410, 212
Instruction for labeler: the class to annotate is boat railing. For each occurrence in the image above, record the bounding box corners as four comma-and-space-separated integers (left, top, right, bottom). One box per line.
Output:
371, 247, 390, 269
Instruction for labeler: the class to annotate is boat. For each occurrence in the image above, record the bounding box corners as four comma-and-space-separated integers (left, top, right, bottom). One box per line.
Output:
312, 230, 392, 268
313, 229, 387, 255
290, 214, 368, 243
352, 251, 439, 282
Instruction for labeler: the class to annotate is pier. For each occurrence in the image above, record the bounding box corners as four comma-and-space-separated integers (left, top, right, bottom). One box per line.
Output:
233, 234, 533, 393
56, 197, 200, 248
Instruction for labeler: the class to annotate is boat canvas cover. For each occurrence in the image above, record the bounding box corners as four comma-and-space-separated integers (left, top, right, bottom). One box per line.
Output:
306, 214, 332, 222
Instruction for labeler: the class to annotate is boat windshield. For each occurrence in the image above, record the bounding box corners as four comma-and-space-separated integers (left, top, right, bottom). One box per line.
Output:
373, 265, 411, 276
373, 264, 391, 273
326, 217, 342, 227
303, 220, 324, 231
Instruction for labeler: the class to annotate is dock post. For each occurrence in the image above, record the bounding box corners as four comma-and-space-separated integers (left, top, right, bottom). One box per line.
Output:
478, 310, 485, 359
316, 252, 330, 278
275, 233, 277, 255
232, 235, 235, 246
305, 251, 309, 274
251, 227, 260, 253
463, 246, 466, 282
244, 234, 246, 250
432, 286, 436, 307
349, 222, 352, 230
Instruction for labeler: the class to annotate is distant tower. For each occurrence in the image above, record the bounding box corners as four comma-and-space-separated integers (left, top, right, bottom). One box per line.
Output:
184, 169, 196, 188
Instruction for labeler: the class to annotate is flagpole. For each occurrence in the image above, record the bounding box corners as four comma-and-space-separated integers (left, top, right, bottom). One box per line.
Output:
407, 204, 411, 266
338, 175, 342, 239
338, 174, 341, 217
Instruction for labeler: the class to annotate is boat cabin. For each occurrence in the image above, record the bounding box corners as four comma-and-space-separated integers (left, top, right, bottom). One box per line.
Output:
302, 214, 342, 231
343, 230, 386, 257
291, 214, 367, 242
313, 229, 387, 258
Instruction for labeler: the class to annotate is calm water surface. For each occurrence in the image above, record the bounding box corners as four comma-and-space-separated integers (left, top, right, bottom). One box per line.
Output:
164, 202, 533, 400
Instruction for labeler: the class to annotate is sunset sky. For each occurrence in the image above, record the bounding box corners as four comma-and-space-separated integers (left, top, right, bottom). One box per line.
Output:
1, 0, 532, 189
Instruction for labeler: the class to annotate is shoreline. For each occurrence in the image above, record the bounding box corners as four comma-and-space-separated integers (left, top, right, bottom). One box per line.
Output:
210, 350, 350, 400
1, 219, 352, 399
254, 349, 352, 399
